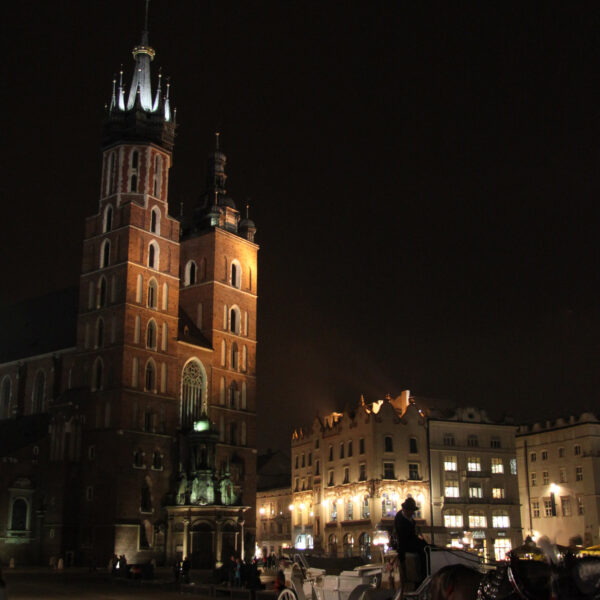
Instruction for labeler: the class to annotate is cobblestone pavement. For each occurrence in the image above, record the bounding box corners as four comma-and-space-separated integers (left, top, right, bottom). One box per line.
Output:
3, 569, 211, 599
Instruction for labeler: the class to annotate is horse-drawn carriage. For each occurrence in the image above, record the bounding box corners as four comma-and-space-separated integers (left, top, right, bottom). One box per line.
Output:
276, 547, 485, 600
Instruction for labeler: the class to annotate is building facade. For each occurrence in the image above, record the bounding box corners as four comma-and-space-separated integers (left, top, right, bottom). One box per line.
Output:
0, 20, 258, 568
290, 392, 430, 560
516, 413, 600, 547
429, 408, 521, 560
290, 396, 523, 562
256, 487, 293, 559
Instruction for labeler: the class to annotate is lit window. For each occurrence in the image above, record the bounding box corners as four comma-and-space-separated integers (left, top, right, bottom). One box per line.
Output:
492, 513, 509, 528
544, 498, 553, 517
468, 483, 482, 498
361, 495, 370, 519
510, 458, 517, 475
345, 499, 353, 520
494, 539, 512, 561
561, 496, 571, 517
444, 456, 457, 471
575, 466, 583, 481
492, 487, 505, 499
444, 512, 463, 528
467, 457, 481, 472
531, 500, 540, 518
445, 480, 459, 498
330, 501, 337, 521
381, 493, 396, 517
531, 472, 537, 486
468, 512, 487, 528
491, 458, 504, 474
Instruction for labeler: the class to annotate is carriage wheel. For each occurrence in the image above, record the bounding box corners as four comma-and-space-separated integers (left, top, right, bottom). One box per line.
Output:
278, 588, 298, 600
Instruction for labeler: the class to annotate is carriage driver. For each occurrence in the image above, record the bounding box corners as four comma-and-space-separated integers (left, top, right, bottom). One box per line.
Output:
394, 496, 428, 584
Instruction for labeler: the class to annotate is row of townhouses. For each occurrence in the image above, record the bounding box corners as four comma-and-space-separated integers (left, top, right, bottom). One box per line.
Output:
256, 392, 600, 562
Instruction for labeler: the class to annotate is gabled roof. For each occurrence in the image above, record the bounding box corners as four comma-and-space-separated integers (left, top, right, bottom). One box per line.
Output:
178, 308, 212, 349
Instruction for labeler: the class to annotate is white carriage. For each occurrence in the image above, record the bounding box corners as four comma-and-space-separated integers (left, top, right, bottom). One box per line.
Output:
277, 548, 484, 600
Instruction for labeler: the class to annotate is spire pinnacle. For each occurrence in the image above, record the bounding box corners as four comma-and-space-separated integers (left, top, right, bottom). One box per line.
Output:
215, 131, 220, 151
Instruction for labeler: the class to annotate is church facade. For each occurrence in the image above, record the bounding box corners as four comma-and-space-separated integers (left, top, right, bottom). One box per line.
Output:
0, 23, 258, 568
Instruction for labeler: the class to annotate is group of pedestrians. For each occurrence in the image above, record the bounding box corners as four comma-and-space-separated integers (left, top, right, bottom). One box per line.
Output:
222, 555, 264, 590
173, 556, 191, 583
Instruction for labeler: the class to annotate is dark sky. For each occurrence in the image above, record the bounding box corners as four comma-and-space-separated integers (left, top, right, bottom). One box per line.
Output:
3, 1, 600, 452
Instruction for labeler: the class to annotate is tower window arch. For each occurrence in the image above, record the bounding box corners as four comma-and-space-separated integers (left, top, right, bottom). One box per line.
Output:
230, 259, 242, 289
96, 318, 104, 348
150, 207, 160, 234
153, 155, 162, 198
100, 239, 111, 268
146, 319, 157, 350
145, 360, 156, 391
231, 342, 239, 370
184, 260, 197, 286
229, 381, 238, 409
1, 376, 11, 419
103, 204, 113, 233
130, 149, 139, 192
32, 370, 45, 414
229, 306, 241, 335
97, 277, 107, 308
180, 359, 207, 428
148, 242, 159, 269
108, 151, 117, 195
92, 357, 103, 391
147, 278, 158, 309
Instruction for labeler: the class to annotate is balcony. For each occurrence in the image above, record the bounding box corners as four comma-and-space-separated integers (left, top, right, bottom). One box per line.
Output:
443, 496, 517, 505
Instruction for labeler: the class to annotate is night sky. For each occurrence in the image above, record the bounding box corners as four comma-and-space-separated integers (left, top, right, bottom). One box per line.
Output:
3, 2, 600, 453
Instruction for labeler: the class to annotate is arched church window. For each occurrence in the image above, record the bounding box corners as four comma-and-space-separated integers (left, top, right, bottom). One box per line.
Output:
153, 155, 162, 198
147, 278, 158, 309
146, 320, 157, 350
145, 360, 156, 391
97, 277, 107, 308
229, 381, 238, 409
130, 150, 139, 192
231, 260, 241, 289
185, 260, 197, 286
96, 318, 104, 347
150, 207, 160, 234
92, 357, 103, 391
100, 240, 110, 268
148, 242, 158, 269
229, 306, 241, 335
32, 371, 45, 413
103, 204, 113, 233
180, 359, 205, 428
231, 343, 239, 370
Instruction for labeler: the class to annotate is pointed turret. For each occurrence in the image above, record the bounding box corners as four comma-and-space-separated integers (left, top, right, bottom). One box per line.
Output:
103, 0, 174, 151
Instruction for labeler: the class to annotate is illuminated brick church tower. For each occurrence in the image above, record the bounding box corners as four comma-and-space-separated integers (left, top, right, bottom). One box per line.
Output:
0, 10, 258, 568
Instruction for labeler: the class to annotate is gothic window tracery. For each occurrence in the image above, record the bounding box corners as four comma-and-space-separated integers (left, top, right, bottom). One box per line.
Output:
181, 359, 206, 428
